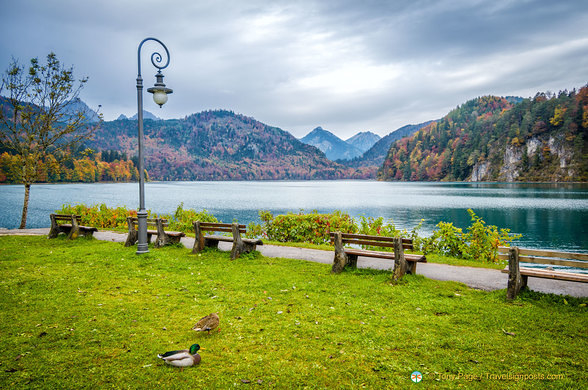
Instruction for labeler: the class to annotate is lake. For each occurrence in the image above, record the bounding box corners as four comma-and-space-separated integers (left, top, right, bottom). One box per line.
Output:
1, 181, 587, 251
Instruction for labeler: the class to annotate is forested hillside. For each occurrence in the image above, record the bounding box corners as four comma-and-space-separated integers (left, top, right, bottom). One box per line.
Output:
87, 110, 372, 180
378, 87, 587, 182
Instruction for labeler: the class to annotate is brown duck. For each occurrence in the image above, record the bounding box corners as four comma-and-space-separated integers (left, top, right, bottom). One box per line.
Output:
192, 312, 220, 334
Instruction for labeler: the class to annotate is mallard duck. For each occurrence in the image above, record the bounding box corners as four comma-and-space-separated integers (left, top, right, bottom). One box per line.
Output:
192, 312, 220, 334
157, 344, 202, 367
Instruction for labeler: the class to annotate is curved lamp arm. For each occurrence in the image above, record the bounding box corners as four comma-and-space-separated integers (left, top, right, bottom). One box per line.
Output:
137, 37, 171, 77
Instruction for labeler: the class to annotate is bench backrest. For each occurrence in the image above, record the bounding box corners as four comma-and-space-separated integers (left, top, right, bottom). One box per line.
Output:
196, 221, 246, 234
498, 246, 588, 269
330, 232, 414, 250
127, 217, 169, 228
51, 214, 82, 223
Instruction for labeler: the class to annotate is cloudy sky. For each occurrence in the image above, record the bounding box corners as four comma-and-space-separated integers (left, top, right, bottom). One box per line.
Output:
1, 0, 587, 139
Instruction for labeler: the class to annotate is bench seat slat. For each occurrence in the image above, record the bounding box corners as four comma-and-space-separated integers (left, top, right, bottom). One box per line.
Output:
204, 235, 235, 242
502, 267, 588, 283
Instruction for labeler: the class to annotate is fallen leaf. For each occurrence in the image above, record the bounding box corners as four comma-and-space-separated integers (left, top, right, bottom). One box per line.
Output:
240, 379, 251, 384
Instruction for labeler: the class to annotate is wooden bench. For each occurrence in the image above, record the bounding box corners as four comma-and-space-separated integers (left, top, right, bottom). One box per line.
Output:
498, 246, 588, 300
48, 214, 97, 239
192, 221, 263, 260
124, 217, 185, 248
330, 232, 426, 280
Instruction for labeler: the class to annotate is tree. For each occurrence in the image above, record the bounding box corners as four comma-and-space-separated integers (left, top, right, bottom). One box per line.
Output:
0, 53, 100, 228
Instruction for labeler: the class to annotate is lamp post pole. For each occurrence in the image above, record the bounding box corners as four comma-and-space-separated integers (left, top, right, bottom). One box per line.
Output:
136, 37, 172, 254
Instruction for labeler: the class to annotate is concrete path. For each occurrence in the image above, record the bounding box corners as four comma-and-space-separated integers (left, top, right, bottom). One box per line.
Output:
2, 228, 586, 298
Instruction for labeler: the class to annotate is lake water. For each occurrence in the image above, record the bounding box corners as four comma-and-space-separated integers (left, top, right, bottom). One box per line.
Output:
1, 181, 587, 251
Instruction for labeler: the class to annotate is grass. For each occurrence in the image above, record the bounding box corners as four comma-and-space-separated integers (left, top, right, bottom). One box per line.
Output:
0, 236, 586, 389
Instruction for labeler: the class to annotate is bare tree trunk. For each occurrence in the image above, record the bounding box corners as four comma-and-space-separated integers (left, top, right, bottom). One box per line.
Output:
19, 183, 31, 229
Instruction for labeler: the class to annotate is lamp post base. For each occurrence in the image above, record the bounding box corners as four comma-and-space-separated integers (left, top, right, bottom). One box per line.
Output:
136, 244, 149, 254
136, 209, 149, 254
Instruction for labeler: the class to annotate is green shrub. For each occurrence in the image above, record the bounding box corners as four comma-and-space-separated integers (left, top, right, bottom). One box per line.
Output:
165, 203, 218, 232
56, 203, 142, 229
423, 209, 520, 263
260, 210, 357, 245
55, 203, 217, 233
460, 209, 521, 262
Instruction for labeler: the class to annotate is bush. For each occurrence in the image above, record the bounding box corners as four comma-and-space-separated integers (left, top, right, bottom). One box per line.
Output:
55, 203, 217, 233
259, 210, 357, 245
56, 203, 141, 229
423, 209, 520, 263
165, 203, 217, 232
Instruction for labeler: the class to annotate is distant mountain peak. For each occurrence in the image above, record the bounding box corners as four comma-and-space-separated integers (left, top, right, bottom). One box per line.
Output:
128, 110, 161, 121
346, 131, 381, 154
63, 98, 100, 123
300, 127, 363, 161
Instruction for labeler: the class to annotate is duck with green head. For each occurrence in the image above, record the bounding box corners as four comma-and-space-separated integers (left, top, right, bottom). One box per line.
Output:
157, 344, 202, 367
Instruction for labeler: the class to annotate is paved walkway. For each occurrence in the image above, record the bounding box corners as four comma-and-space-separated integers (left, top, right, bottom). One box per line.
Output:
2, 228, 586, 297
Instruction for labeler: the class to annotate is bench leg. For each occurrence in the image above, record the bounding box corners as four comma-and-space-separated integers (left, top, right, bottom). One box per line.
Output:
506, 247, 524, 301
347, 254, 358, 269
192, 222, 205, 254
521, 275, 528, 290
48, 227, 64, 239
48, 214, 57, 239
407, 261, 417, 275
125, 230, 137, 247
392, 237, 408, 281
48, 227, 59, 239
331, 232, 348, 274
155, 234, 169, 248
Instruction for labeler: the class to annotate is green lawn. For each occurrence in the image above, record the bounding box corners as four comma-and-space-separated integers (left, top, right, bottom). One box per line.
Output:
0, 236, 586, 389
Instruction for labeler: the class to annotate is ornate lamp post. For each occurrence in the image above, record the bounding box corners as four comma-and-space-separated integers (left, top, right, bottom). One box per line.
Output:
136, 37, 173, 254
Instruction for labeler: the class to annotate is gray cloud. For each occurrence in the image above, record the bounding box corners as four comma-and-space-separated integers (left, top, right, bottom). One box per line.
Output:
1, 0, 587, 139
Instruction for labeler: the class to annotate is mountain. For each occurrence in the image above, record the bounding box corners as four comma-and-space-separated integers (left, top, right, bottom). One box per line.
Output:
128, 110, 160, 120
300, 127, 363, 160
379, 88, 588, 182
345, 131, 381, 153
344, 121, 435, 168
87, 110, 372, 181
63, 98, 100, 122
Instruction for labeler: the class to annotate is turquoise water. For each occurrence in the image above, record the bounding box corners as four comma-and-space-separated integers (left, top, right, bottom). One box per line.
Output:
1, 181, 587, 251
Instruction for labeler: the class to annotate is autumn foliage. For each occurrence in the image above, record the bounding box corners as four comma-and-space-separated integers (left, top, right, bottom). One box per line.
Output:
0, 151, 139, 183
379, 87, 588, 182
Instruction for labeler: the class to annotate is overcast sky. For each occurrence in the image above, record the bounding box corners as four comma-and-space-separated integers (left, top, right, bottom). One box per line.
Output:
1, 0, 587, 139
